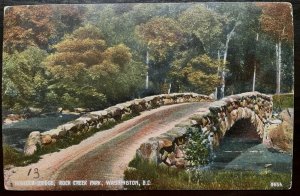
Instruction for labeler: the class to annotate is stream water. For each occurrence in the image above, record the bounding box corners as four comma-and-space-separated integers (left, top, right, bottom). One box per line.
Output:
209, 138, 292, 173
2, 113, 79, 151
207, 119, 292, 173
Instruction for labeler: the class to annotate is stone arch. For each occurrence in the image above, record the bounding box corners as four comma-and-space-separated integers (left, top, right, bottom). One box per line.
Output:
135, 92, 273, 169
212, 107, 265, 149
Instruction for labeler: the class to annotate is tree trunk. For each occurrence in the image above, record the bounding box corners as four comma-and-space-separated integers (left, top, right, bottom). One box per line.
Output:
215, 50, 220, 99
275, 40, 282, 94
220, 22, 239, 98
278, 40, 282, 94
253, 33, 258, 92
220, 72, 225, 98
145, 50, 149, 90
252, 63, 256, 92
168, 83, 171, 94
220, 39, 229, 98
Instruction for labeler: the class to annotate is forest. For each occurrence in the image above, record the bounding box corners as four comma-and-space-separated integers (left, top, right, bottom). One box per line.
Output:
2, 2, 294, 113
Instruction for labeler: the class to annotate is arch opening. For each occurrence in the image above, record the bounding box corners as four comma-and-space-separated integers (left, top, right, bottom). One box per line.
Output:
224, 118, 262, 142
211, 118, 262, 169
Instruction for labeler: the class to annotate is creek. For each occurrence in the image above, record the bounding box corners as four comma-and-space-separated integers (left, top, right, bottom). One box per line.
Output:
2, 113, 79, 151
208, 119, 292, 173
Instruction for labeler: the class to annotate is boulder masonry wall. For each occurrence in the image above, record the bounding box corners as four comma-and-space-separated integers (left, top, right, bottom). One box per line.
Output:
135, 92, 273, 169
24, 93, 212, 156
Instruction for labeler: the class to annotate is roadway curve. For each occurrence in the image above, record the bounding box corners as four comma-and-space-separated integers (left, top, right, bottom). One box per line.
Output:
4, 102, 210, 190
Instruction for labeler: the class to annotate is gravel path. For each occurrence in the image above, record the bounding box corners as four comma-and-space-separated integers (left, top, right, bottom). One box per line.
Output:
4, 102, 210, 190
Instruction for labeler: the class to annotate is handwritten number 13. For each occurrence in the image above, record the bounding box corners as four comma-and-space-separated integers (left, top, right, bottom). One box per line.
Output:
27, 168, 39, 179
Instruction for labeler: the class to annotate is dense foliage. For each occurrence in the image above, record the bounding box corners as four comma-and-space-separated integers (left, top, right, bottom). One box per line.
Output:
185, 127, 211, 166
44, 25, 143, 109
2, 3, 294, 113
3, 47, 48, 112
272, 93, 294, 112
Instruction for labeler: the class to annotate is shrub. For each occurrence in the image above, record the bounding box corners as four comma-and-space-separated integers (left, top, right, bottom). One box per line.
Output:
185, 127, 211, 167
3, 144, 22, 166
3, 144, 42, 167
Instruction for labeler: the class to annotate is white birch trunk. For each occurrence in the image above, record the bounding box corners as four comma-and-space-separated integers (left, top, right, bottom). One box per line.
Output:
215, 50, 220, 99
145, 50, 149, 90
278, 40, 282, 94
275, 41, 282, 94
252, 63, 256, 92
275, 43, 278, 93
168, 83, 171, 94
220, 22, 239, 98
252, 33, 259, 92
220, 70, 225, 98
220, 35, 229, 98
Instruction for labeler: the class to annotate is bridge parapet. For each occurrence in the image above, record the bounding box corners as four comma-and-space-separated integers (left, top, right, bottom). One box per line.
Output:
24, 93, 212, 155
136, 91, 273, 169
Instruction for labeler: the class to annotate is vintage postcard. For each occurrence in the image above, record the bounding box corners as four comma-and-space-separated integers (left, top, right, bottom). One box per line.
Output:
2, 2, 294, 190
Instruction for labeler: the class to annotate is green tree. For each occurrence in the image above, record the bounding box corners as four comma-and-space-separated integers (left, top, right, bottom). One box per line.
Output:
220, 3, 261, 94
4, 5, 55, 53
257, 2, 293, 94
45, 25, 108, 109
176, 55, 221, 95
49, 5, 86, 49
136, 17, 184, 60
45, 24, 143, 109
2, 47, 48, 111
179, 4, 223, 56
136, 17, 184, 93
84, 4, 191, 95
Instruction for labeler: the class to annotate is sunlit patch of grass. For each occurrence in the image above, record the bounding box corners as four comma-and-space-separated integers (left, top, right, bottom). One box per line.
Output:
3, 144, 40, 167
124, 157, 292, 190
273, 93, 294, 111
3, 144, 24, 166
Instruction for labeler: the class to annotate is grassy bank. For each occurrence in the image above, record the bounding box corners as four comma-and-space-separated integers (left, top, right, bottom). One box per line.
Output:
3, 113, 137, 167
272, 93, 294, 111
124, 157, 292, 190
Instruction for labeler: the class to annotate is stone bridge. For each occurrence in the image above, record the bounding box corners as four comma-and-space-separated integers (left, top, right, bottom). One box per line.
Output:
24, 91, 272, 170
135, 92, 273, 168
